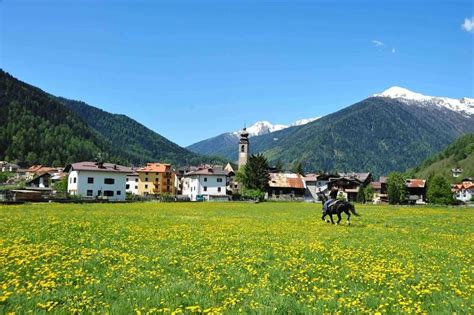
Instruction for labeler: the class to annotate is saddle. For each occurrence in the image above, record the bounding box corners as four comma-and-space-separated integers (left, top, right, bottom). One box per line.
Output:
326, 200, 341, 213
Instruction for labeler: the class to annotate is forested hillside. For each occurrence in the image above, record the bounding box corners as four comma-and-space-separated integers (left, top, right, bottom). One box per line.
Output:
59, 98, 223, 166
413, 133, 474, 181
0, 70, 224, 166
252, 97, 474, 176
189, 96, 474, 176
0, 70, 110, 166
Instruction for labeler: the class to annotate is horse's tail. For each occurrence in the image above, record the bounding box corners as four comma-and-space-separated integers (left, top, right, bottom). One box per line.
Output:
349, 203, 360, 216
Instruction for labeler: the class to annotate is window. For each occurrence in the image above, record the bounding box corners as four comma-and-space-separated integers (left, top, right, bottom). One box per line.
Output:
135, 186, 138, 189
86, 190, 93, 197
126, 178, 129, 182
145, 184, 148, 189
104, 178, 115, 185
104, 190, 114, 197
135, 178, 138, 182
73, 177, 77, 183
218, 187, 221, 193
241, 144, 245, 152
116, 191, 121, 195
204, 178, 207, 182
87, 177, 94, 184
167, 186, 170, 191
204, 186, 207, 192
145, 177, 149, 182
217, 178, 223, 183
167, 179, 170, 184
126, 184, 130, 189
145, 172, 149, 175
98, 190, 102, 196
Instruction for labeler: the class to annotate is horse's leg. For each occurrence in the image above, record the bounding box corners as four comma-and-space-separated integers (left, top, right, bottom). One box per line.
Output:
336, 212, 342, 225
346, 209, 351, 225
329, 214, 335, 225
322, 212, 327, 222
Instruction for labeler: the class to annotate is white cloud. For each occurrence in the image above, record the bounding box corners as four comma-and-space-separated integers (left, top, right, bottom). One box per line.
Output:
461, 17, 474, 33
372, 40, 385, 47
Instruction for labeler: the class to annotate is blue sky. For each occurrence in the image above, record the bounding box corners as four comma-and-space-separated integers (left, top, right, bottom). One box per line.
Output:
1, 0, 473, 146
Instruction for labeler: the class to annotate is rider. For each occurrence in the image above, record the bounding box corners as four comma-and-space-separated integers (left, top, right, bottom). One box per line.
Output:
324, 187, 339, 212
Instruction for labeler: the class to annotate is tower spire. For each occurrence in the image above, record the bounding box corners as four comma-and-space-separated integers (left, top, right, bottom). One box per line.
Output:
238, 126, 250, 170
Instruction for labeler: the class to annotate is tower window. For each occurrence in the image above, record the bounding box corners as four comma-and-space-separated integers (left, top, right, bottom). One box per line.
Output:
241, 145, 245, 152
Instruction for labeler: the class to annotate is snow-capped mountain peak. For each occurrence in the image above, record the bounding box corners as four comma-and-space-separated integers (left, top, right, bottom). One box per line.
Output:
373, 86, 474, 116
290, 117, 321, 127
232, 117, 321, 137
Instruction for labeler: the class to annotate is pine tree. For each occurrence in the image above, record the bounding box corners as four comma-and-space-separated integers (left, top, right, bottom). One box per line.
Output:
236, 154, 270, 194
292, 161, 304, 175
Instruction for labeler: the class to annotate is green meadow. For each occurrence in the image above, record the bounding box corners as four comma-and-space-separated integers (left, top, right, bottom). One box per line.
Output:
0, 202, 472, 314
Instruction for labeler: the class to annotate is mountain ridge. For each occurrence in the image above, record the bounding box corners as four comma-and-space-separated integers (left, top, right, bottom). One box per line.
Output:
0, 69, 223, 167
188, 87, 474, 176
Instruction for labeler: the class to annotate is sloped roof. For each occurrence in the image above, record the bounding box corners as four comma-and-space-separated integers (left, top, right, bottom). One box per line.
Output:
405, 179, 426, 188
269, 172, 305, 189
371, 182, 382, 190
184, 167, 228, 176
137, 163, 172, 173
339, 172, 371, 183
453, 181, 474, 191
303, 175, 318, 182
65, 162, 132, 173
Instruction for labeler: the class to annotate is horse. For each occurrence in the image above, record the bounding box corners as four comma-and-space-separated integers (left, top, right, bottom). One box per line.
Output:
317, 192, 360, 225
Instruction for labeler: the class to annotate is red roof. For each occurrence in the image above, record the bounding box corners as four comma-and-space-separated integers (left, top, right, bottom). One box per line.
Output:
453, 181, 474, 191
406, 179, 426, 188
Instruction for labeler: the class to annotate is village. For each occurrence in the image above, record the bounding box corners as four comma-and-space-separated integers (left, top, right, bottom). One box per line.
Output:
0, 129, 472, 205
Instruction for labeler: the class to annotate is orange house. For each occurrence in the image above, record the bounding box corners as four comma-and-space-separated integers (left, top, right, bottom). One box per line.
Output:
137, 163, 176, 196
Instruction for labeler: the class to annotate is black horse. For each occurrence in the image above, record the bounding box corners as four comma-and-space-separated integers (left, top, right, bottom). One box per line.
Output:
317, 192, 360, 225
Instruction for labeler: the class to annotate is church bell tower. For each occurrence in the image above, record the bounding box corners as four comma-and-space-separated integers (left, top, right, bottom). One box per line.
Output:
238, 128, 249, 170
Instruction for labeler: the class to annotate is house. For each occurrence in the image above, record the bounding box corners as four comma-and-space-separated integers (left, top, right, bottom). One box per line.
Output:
325, 172, 373, 201
302, 174, 318, 201
327, 177, 361, 201
303, 173, 340, 201
452, 168, 463, 178
126, 169, 139, 195
182, 167, 228, 201
26, 165, 44, 179
371, 176, 388, 204
453, 181, 474, 203
64, 161, 130, 201
339, 172, 373, 186
406, 179, 426, 205
26, 165, 62, 180
266, 171, 306, 201
25, 172, 51, 188
137, 163, 176, 196
0, 161, 19, 173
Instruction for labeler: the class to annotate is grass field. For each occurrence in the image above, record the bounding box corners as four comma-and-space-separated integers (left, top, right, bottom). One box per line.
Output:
0, 202, 472, 314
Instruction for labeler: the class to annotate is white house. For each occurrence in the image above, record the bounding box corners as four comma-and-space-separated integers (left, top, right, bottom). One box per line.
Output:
303, 174, 338, 201
126, 170, 139, 195
64, 162, 131, 201
182, 167, 228, 201
453, 181, 474, 203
